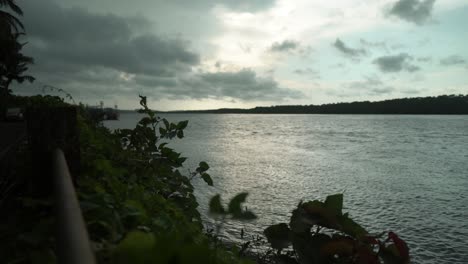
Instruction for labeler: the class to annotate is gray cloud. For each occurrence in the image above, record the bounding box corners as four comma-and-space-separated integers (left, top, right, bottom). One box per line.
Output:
373, 53, 421, 73
269, 40, 299, 53
326, 76, 395, 98
417, 56, 432, 62
293, 68, 321, 79
170, 0, 275, 12
359, 38, 389, 53
333, 38, 366, 58
388, 0, 436, 25
349, 76, 395, 95
60, 0, 275, 13
440, 55, 466, 66
23, 0, 199, 77
182, 69, 303, 101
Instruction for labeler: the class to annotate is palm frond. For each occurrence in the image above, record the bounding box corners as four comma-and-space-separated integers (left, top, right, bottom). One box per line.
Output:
0, 0, 23, 15
0, 10, 24, 32
23, 75, 35, 83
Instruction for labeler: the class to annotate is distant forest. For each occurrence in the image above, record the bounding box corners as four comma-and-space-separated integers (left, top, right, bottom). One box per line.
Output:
167, 94, 468, 114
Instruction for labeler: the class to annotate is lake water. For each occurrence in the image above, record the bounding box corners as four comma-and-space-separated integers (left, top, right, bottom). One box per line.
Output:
105, 113, 468, 264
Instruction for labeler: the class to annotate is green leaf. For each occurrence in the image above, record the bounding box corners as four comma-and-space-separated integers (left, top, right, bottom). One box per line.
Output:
159, 127, 166, 135
176, 157, 187, 164
209, 194, 225, 215
197, 161, 209, 172
177, 120, 189, 130
201, 173, 213, 186
336, 214, 368, 238
264, 223, 291, 250
228, 192, 248, 216
163, 118, 170, 129
177, 130, 184, 139
324, 193, 343, 216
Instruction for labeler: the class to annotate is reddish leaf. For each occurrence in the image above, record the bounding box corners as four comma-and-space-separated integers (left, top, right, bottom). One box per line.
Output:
388, 232, 409, 261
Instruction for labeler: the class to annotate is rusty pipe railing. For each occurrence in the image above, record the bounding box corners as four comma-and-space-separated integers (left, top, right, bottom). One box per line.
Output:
52, 148, 96, 264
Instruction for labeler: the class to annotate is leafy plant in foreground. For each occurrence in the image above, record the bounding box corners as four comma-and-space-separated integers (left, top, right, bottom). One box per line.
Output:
1, 94, 254, 263
263, 194, 410, 264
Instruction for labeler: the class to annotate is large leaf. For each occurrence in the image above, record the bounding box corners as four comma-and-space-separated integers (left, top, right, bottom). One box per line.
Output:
301, 200, 339, 229
264, 223, 291, 250
336, 214, 368, 238
197, 161, 209, 172
387, 232, 410, 261
177, 120, 189, 130
228, 192, 248, 216
201, 173, 213, 186
209, 194, 225, 215
324, 193, 343, 215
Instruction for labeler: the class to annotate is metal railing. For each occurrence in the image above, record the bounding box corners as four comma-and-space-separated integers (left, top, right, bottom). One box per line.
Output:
52, 148, 96, 264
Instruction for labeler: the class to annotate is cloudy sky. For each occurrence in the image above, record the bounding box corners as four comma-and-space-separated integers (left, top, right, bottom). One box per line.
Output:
12, 0, 468, 110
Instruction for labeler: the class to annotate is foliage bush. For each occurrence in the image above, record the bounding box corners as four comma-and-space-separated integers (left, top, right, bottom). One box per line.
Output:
263, 194, 410, 264
0, 95, 254, 264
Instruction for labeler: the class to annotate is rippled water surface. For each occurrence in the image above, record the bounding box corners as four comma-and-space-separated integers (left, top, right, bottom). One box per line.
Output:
106, 113, 468, 263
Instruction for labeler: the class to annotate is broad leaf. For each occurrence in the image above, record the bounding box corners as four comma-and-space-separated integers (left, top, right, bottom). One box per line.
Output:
228, 192, 248, 216
324, 193, 343, 215
264, 223, 291, 250
177, 120, 189, 130
201, 173, 213, 186
197, 161, 209, 172
209, 194, 225, 215
337, 214, 368, 238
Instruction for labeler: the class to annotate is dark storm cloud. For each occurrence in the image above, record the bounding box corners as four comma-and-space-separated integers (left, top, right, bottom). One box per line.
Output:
387, 0, 436, 25
269, 40, 299, 53
171, 0, 275, 12
22, 0, 199, 76
134, 75, 178, 88
440, 55, 466, 66
373, 53, 421, 73
125, 69, 302, 101
182, 69, 303, 101
333, 39, 366, 58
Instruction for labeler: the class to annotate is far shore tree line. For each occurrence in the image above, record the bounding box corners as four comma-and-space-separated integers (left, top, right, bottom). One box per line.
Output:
168, 94, 468, 115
